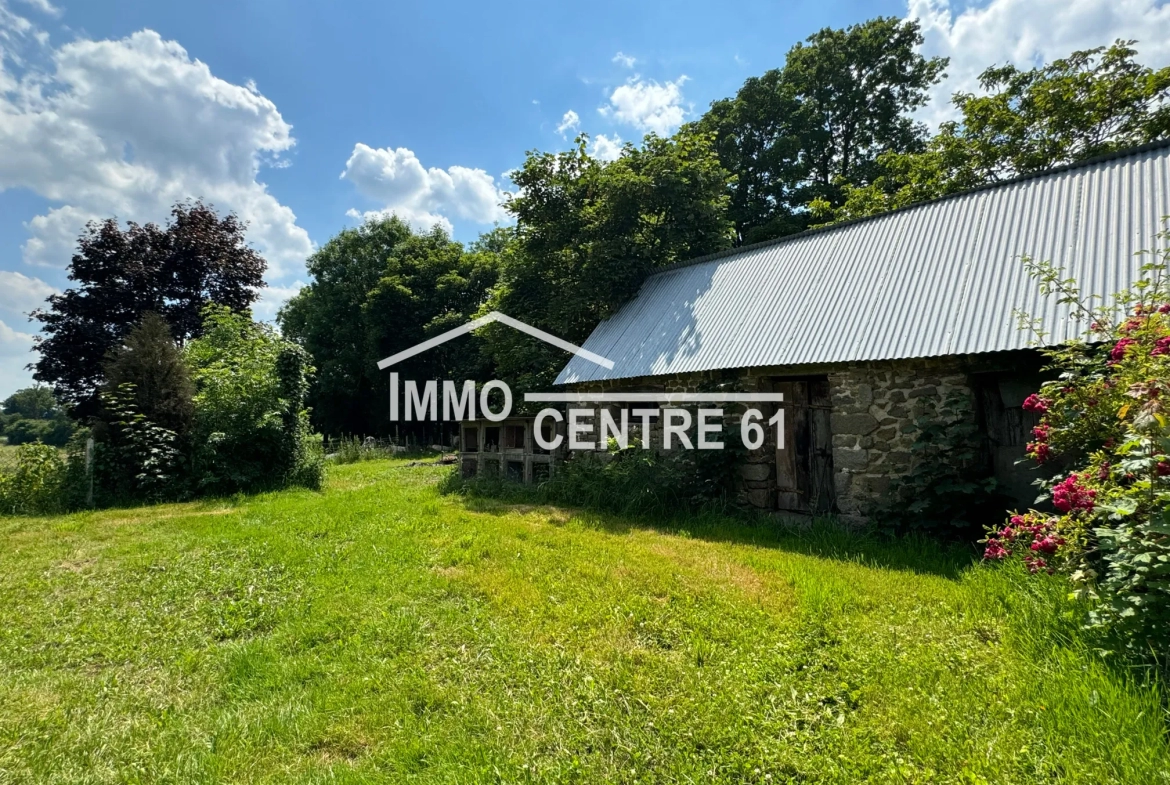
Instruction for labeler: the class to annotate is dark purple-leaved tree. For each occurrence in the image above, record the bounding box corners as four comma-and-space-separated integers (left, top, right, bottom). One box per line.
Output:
31, 201, 266, 416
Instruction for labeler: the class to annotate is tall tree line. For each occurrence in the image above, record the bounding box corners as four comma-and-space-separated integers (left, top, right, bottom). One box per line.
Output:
285, 22, 1170, 438
31, 19, 1162, 440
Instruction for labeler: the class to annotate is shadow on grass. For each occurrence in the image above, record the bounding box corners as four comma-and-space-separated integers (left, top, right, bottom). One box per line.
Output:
442, 476, 976, 580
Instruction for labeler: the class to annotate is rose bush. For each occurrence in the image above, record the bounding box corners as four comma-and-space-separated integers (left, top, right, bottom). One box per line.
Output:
986, 236, 1170, 657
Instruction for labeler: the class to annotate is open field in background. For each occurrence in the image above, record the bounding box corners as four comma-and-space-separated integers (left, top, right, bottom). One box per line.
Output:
0, 459, 1167, 784
0, 441, 28, 468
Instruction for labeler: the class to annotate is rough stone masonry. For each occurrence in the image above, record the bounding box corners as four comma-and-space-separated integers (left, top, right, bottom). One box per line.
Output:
568, 355, 983, 523
827, 358, 976, 520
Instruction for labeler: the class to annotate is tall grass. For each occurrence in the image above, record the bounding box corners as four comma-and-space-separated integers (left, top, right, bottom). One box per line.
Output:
1, 458, 1167, 782
449, 454, 1170, 684
448, 447, 739, 519
326, 435, 410, 464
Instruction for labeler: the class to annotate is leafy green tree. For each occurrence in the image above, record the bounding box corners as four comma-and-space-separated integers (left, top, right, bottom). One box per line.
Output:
94, 382, 183, 504
187, 306, 320, 494
2, 386, 60, 421
488, 129, 733, 392
278, 217, 412, 437
826, 40, 1170, 221
91, 315, 195, 504
700, 71, 806, 244
279, 218, 504, 437
32, 201, 266, 415
700, 17, 947, 243
0, 444, 67, 515
102, 312, 195, 436
1, 385, 75, 447
362, 226, 503, 388
4, 419, 75, 447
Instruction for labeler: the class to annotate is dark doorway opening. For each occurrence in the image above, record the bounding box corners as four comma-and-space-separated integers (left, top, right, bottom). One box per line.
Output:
767, 376, 836, 514
971, 369, 1047, 507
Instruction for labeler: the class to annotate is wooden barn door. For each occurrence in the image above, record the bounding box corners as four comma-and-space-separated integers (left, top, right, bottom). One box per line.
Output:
770, 378, 836, 514
972, 372, 1045, 507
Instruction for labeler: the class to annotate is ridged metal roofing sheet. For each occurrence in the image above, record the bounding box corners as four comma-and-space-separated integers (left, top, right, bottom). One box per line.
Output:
556, 143, 1170, 385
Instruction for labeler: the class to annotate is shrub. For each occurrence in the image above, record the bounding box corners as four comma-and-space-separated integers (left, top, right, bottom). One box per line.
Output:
456, 423, 745, 519
287, 432, 326, 490
0, 443, 66, 515
535, 409, 747, 516
186, 306, 322, 494
543, 448, 691, 518
984, 238, 1170, 657
103, 312, 195, 435
5, 417, 75, 447
92, 383, 183, 505
273, 343, 324, 491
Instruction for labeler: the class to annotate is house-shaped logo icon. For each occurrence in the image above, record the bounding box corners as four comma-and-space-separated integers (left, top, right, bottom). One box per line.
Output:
375, 311, 614, 370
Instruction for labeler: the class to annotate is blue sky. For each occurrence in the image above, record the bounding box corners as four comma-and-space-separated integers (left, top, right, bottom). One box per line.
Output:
1, 0, 1169, 398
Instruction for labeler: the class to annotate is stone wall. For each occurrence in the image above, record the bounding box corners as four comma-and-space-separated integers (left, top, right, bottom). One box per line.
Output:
826, 358, 976, 520
566, 356, 997, 522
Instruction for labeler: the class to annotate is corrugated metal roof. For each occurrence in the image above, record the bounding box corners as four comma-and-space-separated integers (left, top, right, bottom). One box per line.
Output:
556, 142, 1170, 385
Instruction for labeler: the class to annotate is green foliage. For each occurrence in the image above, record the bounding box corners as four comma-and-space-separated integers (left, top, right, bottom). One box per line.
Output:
2, 309, 323, 511
279, 218, 504, 436
4, 417, 75, 447
102, 312, 195, 436
2, 386, 60, 420
875, 393, 1008, 536
0, 443, 66, 515
1, 385, 76, 447
187, 306, 321, 494
492, 129, 733, 393
278, 217, 411, 437
31, 201, 267, 416
94, 382, 183, 505
274, 343, 325, 491
540, 446, 738, 518
984, 230, 1170, 659
699, 17, 946, 243
457, 406, 747, 517
89, 313, 192, 503
327, 435, 401, 464
362, 226, 501, 382
827, 40, 1170, 222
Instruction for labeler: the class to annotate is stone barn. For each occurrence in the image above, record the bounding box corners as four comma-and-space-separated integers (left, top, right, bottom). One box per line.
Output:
553, 142, 1170, 520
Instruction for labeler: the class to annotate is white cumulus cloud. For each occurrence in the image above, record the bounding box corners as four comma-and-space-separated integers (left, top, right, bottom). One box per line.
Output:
340, 143, 510, 234
590, 133, 624, 162
0, 318, 34, 355
0, 25, 313, 278
612, 51, 636, 68
254, 280, 306, 324
908, 0, 1170, 126
0, 270, 55, 314
599, 75, 689, 136
0, 317, 36, 396
13, 0, 60, 17
556, 109, 580, 138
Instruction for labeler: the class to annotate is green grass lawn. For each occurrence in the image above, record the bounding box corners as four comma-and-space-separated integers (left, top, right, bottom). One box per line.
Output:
0, 459, 1167, 784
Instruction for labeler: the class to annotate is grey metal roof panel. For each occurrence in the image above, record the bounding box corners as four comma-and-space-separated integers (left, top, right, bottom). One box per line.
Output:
556, 143, 1170, 385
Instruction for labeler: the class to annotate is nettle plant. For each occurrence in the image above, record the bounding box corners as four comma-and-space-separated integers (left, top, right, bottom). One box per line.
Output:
984, 232, 1170, 656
